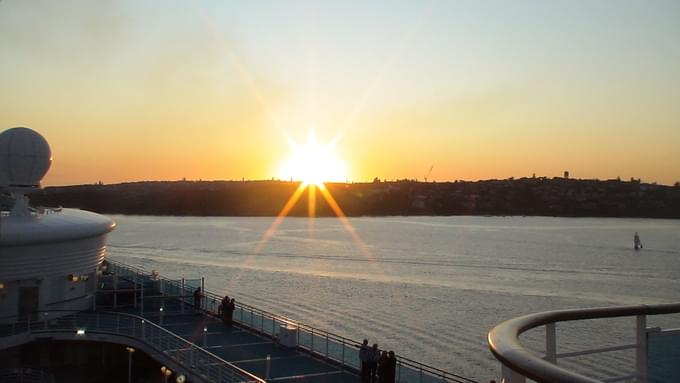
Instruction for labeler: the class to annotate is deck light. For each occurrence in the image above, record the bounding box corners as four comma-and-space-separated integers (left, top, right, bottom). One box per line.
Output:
76, 329, 85, 336
0, 282, 5, 289
126, 346, 135, 353
67, 274, 79, 282
161, 366, 172, 379
176, 374, 186, 383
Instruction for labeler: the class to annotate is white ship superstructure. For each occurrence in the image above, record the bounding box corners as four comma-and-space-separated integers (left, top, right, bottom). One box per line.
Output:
0, 128, 116, 322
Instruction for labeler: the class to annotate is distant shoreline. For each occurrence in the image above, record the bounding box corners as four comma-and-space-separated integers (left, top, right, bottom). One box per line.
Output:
26, 178, 680, 219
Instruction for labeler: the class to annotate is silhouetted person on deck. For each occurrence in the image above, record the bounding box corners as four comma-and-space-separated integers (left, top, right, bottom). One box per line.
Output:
219, 295, 230, 326
359, 339, 371, 383
369, 343, 380, 383
378, 351, 389, 383
226, 298, 236, 327
193, 287, 202, 312
386, 351, 396, 383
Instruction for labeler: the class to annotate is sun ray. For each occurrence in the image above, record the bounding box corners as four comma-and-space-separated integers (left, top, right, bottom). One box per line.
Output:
253, 182, 308, 255
308, 183, 316, 223
223, 182, 307, 291
317, 184, 375, 261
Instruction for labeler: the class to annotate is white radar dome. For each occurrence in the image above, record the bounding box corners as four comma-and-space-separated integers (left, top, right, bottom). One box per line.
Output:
0, 127, 52, 188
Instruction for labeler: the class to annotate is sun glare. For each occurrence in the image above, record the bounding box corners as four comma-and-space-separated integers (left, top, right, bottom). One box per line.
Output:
279, 136, 347, 185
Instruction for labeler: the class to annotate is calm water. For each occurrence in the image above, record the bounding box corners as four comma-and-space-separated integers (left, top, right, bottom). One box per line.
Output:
107, 215, 680, 381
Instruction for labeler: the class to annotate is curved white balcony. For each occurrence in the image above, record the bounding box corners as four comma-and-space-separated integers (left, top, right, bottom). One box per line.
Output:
488, 303, 680, 383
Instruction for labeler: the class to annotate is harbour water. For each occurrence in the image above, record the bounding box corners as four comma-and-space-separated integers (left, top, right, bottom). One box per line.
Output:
107, 215, 680, 381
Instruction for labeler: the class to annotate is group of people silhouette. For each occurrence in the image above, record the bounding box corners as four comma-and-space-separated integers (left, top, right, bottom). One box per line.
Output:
359, 339, 397, 383
218, 295, 236, 327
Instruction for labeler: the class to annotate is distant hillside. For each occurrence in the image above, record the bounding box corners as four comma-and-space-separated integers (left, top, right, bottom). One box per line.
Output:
27, 178, 680, 218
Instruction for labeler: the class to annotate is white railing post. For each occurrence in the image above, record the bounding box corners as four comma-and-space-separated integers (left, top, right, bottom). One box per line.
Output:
501, 365, 526, 383
636, 315, 648, 383
546, 322, 557, 364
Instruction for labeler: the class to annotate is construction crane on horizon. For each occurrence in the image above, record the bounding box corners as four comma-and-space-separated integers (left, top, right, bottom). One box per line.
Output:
424, 164, 434, 182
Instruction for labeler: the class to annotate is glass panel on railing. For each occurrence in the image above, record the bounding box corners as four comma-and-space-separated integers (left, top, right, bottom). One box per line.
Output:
420, 372, 447, 383
327, 338, 345, 363
241, 309, 252, 327
251, 311, 264, 331
313, 333, 328, 356
263, 316, 275, 336
648, 329, 680, 383
397, 364, 423, 383
344, 345, 360, 369
298, 329, 312, 349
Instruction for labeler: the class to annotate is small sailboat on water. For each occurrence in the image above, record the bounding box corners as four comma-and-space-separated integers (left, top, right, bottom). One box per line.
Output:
634, 232, 643, 250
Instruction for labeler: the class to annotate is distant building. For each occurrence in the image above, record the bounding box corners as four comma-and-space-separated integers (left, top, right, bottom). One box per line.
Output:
564, 171, 569, 179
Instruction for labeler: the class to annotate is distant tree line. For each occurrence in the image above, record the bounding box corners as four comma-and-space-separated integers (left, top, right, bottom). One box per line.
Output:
26, 178, 680, 218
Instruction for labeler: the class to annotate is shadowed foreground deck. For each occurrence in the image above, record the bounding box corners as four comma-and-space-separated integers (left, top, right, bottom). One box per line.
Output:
101, 276, 360, 383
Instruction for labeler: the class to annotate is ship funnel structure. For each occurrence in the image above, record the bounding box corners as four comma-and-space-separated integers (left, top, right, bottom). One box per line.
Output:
0, 127, 52, 190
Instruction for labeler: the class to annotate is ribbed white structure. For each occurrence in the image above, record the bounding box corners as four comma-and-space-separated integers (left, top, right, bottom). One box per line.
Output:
0, 208, 116, 322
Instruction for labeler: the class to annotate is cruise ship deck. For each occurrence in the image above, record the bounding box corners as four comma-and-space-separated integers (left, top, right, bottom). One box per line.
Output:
99, 261, 359, 383
0, 260, 475, 383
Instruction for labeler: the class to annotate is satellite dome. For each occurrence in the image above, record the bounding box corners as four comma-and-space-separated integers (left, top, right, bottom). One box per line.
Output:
0, 127, 52, 188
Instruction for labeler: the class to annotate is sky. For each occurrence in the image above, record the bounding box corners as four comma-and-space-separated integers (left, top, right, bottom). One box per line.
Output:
1, 0, 679, 186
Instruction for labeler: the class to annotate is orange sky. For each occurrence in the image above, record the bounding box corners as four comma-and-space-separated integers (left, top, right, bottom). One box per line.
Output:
1, 1, 679, 186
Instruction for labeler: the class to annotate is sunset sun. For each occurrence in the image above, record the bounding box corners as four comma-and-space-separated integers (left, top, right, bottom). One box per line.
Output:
278, 135, 347, 185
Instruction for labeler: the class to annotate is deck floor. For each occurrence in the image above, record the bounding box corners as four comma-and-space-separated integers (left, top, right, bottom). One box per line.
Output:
99, 278, 360, 383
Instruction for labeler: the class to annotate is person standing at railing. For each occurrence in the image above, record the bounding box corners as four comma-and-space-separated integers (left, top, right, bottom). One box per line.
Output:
385, 351, 396, 383
359, 339, 371, 383
226, 298, 236, 327
378, 351, 389, 383
369, 343, 380, 383
219, 295, 230, 326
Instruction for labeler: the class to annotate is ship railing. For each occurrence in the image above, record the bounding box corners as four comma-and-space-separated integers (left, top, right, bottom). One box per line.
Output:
105, 259, 478, 383
488, 303, 680, 383
0, 367, 52, 383
0, 310, 265, 383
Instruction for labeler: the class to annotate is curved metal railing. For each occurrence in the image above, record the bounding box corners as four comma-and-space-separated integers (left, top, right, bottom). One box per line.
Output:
0, 310, 265, 383
107, 259, 478, 383
0, 367, 52, 383
488, 303, 680, 383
